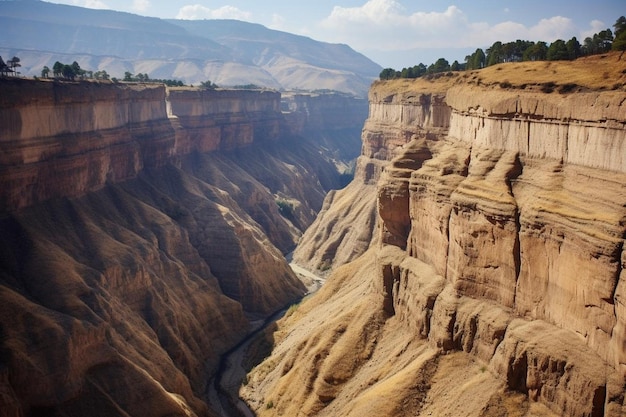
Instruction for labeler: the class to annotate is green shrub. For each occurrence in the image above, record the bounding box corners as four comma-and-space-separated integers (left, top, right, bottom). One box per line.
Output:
276, 199, 294, 218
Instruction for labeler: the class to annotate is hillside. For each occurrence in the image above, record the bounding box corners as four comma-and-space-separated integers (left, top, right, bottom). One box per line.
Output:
242, 52, 626, 416
370, 51, 626, 96
0, 0, 380, 96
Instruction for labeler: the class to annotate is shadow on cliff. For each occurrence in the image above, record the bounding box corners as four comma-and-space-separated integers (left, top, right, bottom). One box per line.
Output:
0, 130, 348, 417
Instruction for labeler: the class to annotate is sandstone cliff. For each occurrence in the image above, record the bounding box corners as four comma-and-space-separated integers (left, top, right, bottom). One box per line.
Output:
242, 54, 626, 416
0, 79, 366, 417
292, 82, 451, 271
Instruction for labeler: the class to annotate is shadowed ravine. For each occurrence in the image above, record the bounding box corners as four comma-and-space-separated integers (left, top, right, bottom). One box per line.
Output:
210, 259, 326, 417
0, 79, 365, 417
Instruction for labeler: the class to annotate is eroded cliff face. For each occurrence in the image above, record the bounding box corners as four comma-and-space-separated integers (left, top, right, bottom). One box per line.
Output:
292, 88, 450, 271
0, 79, 365, 417
0, 79, 175, 212
242, 65, 626, 416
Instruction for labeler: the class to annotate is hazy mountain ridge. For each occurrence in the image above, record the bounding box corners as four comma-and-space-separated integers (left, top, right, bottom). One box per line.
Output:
0, 1, 380, 96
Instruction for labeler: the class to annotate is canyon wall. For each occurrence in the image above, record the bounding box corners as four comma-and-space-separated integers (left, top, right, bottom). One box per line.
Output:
0, 79, 175, 212
0, 79, 366, 417
292, 86, 450, 271
0, 80, 293, 214
242, 72, 626, 416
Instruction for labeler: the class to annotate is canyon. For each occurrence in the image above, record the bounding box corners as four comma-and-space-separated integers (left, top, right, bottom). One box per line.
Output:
0, 78, 366, 417
1, 52, 625, 417
242, 54, 626, 416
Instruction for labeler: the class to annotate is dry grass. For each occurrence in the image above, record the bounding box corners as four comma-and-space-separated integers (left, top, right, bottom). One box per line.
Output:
372, 51, 626, 96
371, 71, 460, 96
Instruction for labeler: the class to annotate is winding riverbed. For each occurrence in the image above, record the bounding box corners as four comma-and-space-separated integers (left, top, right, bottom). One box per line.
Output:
207, 259, 326, 417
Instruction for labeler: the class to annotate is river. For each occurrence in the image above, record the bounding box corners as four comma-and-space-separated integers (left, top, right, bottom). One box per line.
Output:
207, 258, 326, 417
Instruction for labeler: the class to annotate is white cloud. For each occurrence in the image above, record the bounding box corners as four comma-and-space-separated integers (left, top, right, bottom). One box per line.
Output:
176, 4, 252, 21
320, 1, 470, 49
325, 0, 406, 24
581, 19, 608, 40
318, 0, 584, 52
71, 0, 109, 9
528, 16, 577, 41
269, 13, 286, 30
132, 0, 150, 13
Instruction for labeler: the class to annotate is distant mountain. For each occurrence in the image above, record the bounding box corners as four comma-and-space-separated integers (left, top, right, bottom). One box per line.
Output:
0, 0, 381, 96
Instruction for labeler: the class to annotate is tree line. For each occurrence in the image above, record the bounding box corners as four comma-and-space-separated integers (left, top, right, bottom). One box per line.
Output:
7, 59, 219, 88
0, 56, 21, 76
0, 57, 197, 87
380, 15, 626, 80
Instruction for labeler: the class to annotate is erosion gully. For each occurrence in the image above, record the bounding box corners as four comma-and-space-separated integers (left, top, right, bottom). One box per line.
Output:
207, 259, 325, 417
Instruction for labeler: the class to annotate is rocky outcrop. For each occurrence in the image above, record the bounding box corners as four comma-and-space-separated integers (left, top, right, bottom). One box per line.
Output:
0, 79, 175, 212
292, 87, 450, 271
446, 85, 626, 172
0, 78, 365, 417
242, 63, 626, 416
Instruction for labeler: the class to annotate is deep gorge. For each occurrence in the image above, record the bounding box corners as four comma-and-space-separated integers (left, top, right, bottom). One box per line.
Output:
1, 53, 626, 417
0, 78, 366, 417
242, 58, 626, 416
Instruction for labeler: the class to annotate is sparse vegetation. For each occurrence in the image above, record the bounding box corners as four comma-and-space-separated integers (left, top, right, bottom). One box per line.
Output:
541, 82, 556, 93
200, 80, 218, 89
232, 83, 263, 89
318, 260, 332, 272
380, 15, 626, 81
276, 198, 295, 218
123, 71, 185, 86
285, 302, 299, 318
0, 56, 21, 77
558, 83, 578, 94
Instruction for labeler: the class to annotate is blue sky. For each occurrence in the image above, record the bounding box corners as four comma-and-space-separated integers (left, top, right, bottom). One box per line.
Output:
43, 0, 624, 68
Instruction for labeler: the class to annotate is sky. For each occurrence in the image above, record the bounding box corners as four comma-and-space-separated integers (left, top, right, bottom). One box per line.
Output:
43, 0, 624, 69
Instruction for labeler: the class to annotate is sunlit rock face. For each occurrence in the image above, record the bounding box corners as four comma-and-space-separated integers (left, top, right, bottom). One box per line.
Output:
0, 80, 175, 212
0, 79, 367, 417
293, 89, 450, 271
242, 78, 626, 416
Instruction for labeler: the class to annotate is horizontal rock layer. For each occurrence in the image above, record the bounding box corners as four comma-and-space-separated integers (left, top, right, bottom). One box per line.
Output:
246, 80, 626, 416
0, 79, 367, 214
446, 85, 626, 173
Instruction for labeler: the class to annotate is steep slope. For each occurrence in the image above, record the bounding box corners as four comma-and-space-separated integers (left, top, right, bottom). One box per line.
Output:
0, 1, 380, 96
241, 53, 626, 416
0, 79, 366, 416
292, 80, 451, 271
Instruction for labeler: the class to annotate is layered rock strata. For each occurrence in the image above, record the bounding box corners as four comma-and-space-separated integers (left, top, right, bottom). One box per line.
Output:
0, 79, 366, 417
242, 73, 626, 416
0, 79, 175, 212
292, 89, 450, 271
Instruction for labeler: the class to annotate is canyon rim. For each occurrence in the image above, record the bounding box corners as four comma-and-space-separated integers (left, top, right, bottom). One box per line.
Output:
0, 44, 625, 417
242, 53, 626, 417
